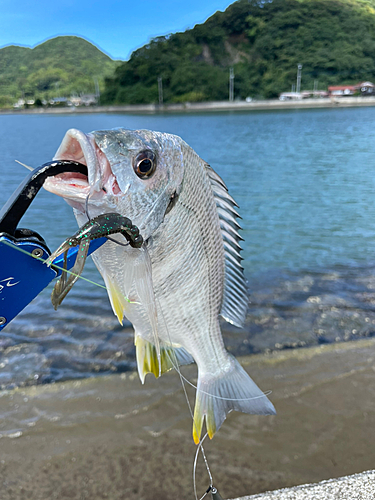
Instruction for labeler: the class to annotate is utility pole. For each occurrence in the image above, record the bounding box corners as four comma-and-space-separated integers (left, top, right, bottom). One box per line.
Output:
296, 64, 302, 94
94, 77, 100, 105
229, 67, 234, 102
158, 76, 163, 105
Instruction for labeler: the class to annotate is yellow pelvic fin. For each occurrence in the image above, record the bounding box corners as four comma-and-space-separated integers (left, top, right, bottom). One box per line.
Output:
135, 336, 175, 384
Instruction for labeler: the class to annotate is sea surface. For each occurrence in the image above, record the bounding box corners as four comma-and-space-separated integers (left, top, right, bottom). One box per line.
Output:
1, 107, 375, 388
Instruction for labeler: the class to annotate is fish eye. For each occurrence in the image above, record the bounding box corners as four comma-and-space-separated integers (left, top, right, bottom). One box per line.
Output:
133, 150, 156, 179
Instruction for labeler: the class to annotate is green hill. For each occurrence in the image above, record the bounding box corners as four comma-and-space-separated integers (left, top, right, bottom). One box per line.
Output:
102, 0, 375, 103
0, 36, 119, 107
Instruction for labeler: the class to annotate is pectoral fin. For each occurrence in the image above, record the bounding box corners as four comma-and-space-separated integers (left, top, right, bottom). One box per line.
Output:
105, 275, 130, 325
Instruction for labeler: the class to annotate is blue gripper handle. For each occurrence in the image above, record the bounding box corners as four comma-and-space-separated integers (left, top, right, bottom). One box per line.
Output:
0, 235, 106, 330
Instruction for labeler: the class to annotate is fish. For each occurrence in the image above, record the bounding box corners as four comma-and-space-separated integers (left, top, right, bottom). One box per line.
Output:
43, 128, 276, 444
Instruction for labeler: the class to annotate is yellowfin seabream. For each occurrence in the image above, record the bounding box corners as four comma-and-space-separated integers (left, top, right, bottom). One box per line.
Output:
44, 128, 275, 444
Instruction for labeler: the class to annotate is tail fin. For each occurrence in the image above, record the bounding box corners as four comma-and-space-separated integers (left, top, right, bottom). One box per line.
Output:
192, 354, 275, 444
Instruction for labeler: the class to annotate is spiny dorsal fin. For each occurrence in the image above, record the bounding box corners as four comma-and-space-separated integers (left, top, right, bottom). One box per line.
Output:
205, 164, 248, 327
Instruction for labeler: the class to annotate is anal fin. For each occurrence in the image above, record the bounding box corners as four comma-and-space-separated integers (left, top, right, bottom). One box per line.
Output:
135, 336, 194, 384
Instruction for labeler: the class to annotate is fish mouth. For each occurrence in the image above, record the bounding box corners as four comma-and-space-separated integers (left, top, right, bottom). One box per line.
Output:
43, 128, 121, 210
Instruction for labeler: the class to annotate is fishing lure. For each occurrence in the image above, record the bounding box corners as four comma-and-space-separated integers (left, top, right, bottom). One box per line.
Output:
46, 213, 143, 309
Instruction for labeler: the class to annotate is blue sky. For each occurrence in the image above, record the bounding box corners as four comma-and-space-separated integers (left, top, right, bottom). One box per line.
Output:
0, 0, 233, 60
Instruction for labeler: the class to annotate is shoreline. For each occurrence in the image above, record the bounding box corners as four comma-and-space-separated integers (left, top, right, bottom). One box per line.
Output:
4, 95, 375, 115
2, 338, 375, 499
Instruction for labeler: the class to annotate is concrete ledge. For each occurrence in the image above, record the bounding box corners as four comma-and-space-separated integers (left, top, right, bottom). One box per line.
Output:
4, 95, 375, 115
232, 470, 375, 499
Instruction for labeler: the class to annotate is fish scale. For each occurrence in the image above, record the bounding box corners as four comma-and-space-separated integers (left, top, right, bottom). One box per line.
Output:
150, 145, 224, 358
43, 127, 276, 444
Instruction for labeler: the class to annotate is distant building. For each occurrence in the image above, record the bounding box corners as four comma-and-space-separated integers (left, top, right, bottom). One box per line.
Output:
13, 99, 25, 109
279, 92, 302, 101
328, 85, 356, 96
80, 94, 98, 106
70, 95, 81, 107
328, 82, 375, 96
357, 82, 375, 95
69, 94, 98, 106
301, 90, 329, 98
49, 97, 70, 106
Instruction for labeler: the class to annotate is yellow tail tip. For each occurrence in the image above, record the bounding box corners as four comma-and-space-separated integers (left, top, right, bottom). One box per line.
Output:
193, 425, 202, 445
193, 398, 217, 444
192, 415, 217, 444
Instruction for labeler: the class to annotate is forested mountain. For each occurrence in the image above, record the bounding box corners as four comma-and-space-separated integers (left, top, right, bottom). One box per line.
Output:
102, 0, 375, 103
0, 36, 119, 106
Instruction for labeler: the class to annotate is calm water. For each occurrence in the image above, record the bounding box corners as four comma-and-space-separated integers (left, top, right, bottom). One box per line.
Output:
1, 107, 375, 387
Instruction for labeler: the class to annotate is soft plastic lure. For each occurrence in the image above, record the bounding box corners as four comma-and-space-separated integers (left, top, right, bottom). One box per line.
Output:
46, 213, 143, 309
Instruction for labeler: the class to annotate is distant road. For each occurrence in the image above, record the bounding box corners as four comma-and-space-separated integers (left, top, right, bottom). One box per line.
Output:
4, 95, 375, 114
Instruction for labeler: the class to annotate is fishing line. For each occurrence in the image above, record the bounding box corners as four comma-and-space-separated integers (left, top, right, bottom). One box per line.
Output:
193, 433, 210, 500
157, 302, 214, 500
85, 190, 90, 221
1, 239, 139, 304
165, 334, 213, 500
84, 191, 130, 248
157, 323, 274, 500
165, 352, 273, 403
158, 328, 272, 402
138, 183, 169, 233
84, 183, 169, 249
141, 244, 274, 498
153, 282, 213, 499
156, 295, 272, 500
15, 160, 34, 171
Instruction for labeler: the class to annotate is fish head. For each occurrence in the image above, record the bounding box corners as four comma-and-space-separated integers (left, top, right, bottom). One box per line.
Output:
43, 128, 185, 240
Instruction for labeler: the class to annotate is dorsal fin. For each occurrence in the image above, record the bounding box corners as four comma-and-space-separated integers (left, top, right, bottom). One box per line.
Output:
205, 164, 248, 327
